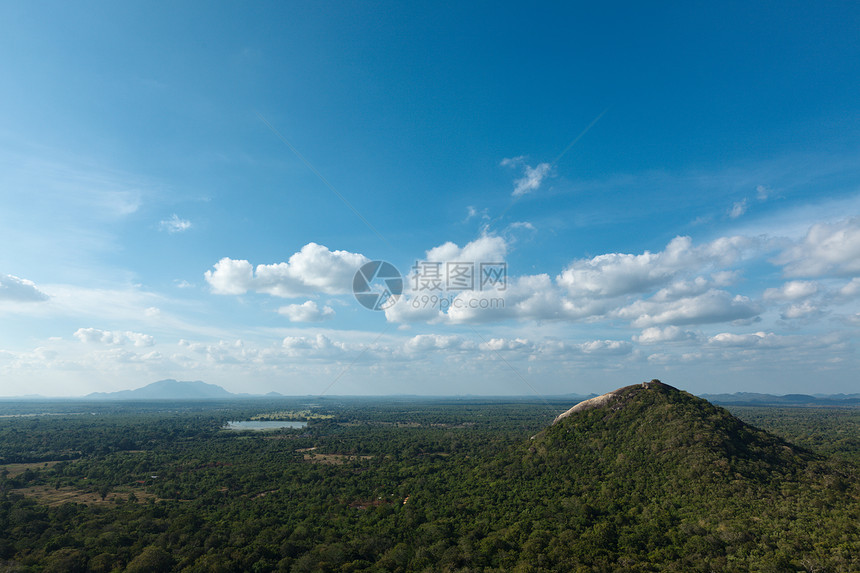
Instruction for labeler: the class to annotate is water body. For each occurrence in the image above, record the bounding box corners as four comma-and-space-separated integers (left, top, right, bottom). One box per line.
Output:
224, 420, 308, 431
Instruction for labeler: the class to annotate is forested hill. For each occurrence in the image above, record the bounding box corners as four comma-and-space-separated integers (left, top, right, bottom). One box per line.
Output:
460, 380, 858, 569
531, 379, 817, 484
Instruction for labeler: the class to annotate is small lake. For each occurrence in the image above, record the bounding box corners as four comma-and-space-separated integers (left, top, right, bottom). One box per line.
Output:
224, 420, 308, 431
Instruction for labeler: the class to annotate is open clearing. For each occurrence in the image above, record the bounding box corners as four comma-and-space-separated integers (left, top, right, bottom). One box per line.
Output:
1, 461, 63, 477
16, 485, 157, 506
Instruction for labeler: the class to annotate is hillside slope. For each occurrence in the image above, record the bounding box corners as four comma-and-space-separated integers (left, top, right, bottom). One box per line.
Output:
449, 380, 860, 570
532, 379, 817, 487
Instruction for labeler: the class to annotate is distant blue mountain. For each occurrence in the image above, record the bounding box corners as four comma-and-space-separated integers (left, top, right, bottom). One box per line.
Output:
700, 391, 860, 406
85, 379, 235, 400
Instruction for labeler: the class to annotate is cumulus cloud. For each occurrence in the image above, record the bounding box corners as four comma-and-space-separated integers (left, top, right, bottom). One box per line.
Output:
617, 289, 760, 328
763, 280, 818, 301
556, 235, 753, 299
281, 334, 346, 358
780, 300, 822, 320
278, 300, 335, 322
0, 274, 49, 302
508, 221, 536, 232
502, 157, 552, 197
205, 258, 253, 295
479, 337, 532, 352
471, 336, 631, 357
579, 339, 633, 355
634, 326, 698, 344
775, 217, 860, 277
74, 328, 155, 347
384, 295, 446, 324
708, 331, 793, 348
160, 214, 192, 233
838, 278, 860, 299
387, 233, 763, 328
423, 235, 508, 265
651, 277, 714, 301
403, 334, 473, 354
205, 243, 369, 297
388, 235, 511, 323
557, 239, 686, 298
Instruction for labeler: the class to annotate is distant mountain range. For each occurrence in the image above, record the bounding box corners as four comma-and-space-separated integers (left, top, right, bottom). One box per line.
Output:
83, 379, 284, 400
700, 391, 860, 406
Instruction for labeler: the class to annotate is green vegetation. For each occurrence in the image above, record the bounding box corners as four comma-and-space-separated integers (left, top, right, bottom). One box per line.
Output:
728, 406, 860, 462
250, 410, 335, 422
0, 387, 857, 571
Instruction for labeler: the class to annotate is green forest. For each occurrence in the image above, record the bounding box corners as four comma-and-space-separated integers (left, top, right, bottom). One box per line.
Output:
0, 383, 858, 572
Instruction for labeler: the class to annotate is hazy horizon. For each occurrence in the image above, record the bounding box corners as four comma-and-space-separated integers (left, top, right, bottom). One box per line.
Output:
2, 378, 857, 401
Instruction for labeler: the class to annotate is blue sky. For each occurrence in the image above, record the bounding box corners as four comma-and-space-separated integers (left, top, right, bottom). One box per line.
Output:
1, 2, 859, 397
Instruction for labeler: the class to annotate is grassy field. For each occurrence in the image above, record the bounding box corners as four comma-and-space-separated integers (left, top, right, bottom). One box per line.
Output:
0, 460, 63, 477
15, 484, 157, 507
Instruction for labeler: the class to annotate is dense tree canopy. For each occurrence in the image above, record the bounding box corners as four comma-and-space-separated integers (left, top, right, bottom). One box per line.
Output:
0, 390, 858, 571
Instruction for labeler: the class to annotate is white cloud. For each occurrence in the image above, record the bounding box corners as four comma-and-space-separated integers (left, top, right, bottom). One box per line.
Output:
729, 199, 748, 218
281, 334, 346, 359
74, 327, 155, 347
756, 185, 771, 200
387, 235, 511, 324
278, 300, 335, 322
404, 334, 471, 354
556, 235, 753, 298
499, 156, 525, 167
442, 274, 608, 324
617, 289, 760, 328
513, 163, 551, 197
579, 339, 633, 355
838, 278, 860, 299
651, 277, 713, 301
780, 300, 822, 320
205, 243, 369, 297
423, 235, 508, 264
0, 274, 48, 302
557, 240, 684, 298
711, 271, 740, 287
205, 258, 253, 295
508, 221, 536, 231
479, 337, 531, 352
502, 157, 552, 197
763, 280, 819, 301
473, 337, 631, 357
384, 296, 446, 324
775, 217, 860, 277
388, 233, 763, 328
634, 326, 697, 344
160, 214, 192, 233
708, 331, 793, 348
841, 312, 860, 326
464, 206, 489, 222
